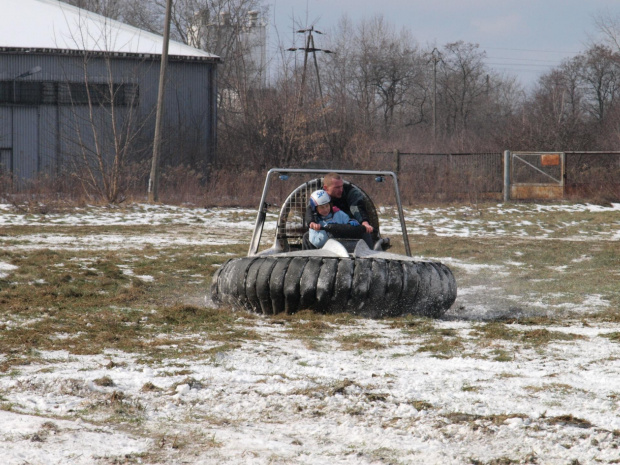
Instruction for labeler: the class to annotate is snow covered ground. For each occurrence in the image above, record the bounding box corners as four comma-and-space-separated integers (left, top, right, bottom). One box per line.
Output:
1, 202, 619, 464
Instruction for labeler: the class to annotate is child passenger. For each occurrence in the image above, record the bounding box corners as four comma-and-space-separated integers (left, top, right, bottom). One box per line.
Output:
308, 189, 359, 248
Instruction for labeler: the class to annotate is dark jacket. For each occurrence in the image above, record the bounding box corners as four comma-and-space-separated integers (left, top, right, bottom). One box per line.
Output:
305, 183, 370, 226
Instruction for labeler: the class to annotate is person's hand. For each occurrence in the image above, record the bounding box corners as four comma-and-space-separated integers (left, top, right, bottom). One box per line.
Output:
309, 222, 321, 231
362, 221, 374, 233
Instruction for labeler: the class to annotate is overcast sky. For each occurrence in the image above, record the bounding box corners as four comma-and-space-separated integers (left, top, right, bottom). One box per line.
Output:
268, 0, 619, 88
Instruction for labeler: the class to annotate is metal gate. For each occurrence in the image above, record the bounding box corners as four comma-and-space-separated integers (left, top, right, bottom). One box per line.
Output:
510, 152, 565, 199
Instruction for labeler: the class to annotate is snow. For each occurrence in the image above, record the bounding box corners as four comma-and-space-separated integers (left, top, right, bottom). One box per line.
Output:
1, 0, 215, 58
0, 261, 19, 278
1, 202, 619, 464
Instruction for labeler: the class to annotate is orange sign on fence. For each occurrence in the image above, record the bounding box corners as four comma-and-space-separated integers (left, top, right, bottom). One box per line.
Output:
541, 154, 561, 166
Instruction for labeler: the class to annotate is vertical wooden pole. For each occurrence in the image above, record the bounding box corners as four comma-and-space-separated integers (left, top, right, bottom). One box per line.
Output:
148, 0, 172, 203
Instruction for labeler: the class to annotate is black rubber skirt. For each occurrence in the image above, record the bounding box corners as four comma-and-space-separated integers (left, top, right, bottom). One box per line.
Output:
211, 256, 456, 318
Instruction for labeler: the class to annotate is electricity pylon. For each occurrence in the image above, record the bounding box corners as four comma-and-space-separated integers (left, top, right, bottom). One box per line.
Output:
288, 26, 333, 154
288, 26, 332, 108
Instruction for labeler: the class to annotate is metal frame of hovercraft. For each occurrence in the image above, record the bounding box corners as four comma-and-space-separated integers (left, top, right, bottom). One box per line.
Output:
248, 168, 411, 257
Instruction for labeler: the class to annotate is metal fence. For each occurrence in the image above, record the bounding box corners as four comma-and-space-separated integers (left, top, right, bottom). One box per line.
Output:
565, 152, 620, 198
370, 151, 503, 201
369, 151, 620, 202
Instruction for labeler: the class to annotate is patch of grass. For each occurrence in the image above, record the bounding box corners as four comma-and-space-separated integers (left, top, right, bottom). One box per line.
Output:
154, 304, 252, 338
106, 390, 146, 424
141, 382, 162, 392
365, 447, 402, 465
524, 383, 585, 396
154, 433, 188, 451
169, 377, 205, 393
203, 342, 242, 359
93, 375, 115, 387
602, 332, 620, 342
364, 392, 389, 402
545, 414, 593, 429
471, 322, 583, 349
33, 421, 61, 443
0, 402, 14, 411
388, 315, 436, 335
472, 322, 521, 341
491, 349, 514, 362
290, 378, 361, 399
331, 378, 356, 395
417, 331, 465, 358
408, 400, 434, 411
521, 328, 583, 345
461, 383, 481, 393
437, 221, 619, 321
337, 333, 386, 351
390, 317, 471, 358
278, 310, 345, 349
0, 238, 261, 372
444, 412, 528, 427
468, 456, 520, 465
494, 316, 558, 326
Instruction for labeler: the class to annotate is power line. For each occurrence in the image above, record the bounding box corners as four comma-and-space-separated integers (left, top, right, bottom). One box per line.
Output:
482, 46, 581, 55
480, 46, 581, 77
486, 56, 566, 64
486, 62, 564, 69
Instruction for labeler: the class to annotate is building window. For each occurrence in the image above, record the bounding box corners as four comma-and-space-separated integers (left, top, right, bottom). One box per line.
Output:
0, 81, 43, 104
0, 81, 139, 106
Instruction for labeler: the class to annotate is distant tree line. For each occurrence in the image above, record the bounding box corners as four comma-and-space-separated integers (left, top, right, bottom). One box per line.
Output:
66, 0, 620, 170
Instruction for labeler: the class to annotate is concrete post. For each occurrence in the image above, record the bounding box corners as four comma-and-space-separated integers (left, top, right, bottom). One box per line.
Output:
503, 150, 511, 202
393, 149, 400, 173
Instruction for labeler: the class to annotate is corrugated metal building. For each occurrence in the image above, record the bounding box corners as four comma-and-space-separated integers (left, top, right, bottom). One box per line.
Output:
0, 0, 219, 184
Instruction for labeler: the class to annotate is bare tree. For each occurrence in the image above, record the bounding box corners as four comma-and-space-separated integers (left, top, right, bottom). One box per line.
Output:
435, 41, 490, 135
368, 24, 420, 132
323, 15, 422, 136
51, 7, 156, 202
62, 0, 124, 19
594, 9, 620, 53
57, 53, 153, 203
520, 62, 594, 150
576, 45, 620, 122
321, 17, 526, 153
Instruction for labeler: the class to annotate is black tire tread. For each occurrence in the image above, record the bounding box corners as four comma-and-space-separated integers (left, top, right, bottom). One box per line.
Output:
212, 256, 456, 318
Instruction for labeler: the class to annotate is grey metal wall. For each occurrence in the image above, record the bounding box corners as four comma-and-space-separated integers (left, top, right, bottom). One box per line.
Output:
0, 49, 218, 183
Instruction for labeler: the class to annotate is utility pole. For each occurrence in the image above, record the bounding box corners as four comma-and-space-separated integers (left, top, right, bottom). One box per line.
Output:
287, 26, 334, 160
148, 0, 172, 203
430, 48, 440, 140
288, 26, 333, 127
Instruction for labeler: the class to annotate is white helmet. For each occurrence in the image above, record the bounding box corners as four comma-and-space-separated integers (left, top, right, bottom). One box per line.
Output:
310, 189, 331, 208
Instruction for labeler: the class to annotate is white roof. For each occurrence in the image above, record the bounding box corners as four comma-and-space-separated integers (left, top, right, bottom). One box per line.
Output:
1, 0, 217, 59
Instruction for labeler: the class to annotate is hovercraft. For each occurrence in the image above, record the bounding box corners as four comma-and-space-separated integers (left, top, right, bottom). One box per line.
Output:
211, 169, 456, 318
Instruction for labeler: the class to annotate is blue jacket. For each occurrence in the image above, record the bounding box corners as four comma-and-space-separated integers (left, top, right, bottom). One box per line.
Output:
309, 210, 357, 248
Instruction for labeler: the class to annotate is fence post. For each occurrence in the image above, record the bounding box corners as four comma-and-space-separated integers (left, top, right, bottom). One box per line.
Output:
393, 149, 400, 173
503, 150, 511, 202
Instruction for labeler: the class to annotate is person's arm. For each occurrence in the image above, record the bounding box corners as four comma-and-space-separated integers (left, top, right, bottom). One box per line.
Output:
332, 210, 357, 225
309, 228, 329, 247
360, 221, 373, 233
320, 214, 365, 239
305, 204, 321, 231
345, 187, 373, 233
